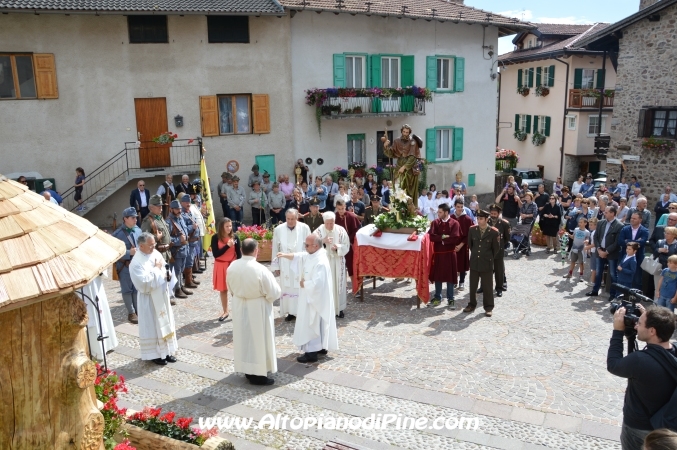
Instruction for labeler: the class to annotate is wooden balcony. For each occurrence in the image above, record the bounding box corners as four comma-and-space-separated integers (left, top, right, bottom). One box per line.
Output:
568, 89, 615, 108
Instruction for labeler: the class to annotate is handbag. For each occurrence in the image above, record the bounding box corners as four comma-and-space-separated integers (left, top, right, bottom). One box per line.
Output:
641, 255, 663, 276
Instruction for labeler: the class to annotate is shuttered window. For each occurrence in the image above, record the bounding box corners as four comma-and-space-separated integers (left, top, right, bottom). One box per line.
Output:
425, 127, 464, 163
535, 115, 551, 136
0, 53, 58, 100
425, 55, 465, 93
637, 108, 677, 138
199, 93, 270, 137
369, 54, 414, 88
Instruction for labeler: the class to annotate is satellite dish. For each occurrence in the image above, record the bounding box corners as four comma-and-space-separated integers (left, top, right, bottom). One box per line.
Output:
316, 158, 324, 166
305, 157, 313, 164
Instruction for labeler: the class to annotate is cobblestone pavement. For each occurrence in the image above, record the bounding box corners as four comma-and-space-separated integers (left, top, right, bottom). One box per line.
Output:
101, 246, 625, 449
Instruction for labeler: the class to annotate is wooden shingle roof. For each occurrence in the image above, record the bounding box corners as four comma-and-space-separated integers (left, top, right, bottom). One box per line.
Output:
0, 175, 125, 312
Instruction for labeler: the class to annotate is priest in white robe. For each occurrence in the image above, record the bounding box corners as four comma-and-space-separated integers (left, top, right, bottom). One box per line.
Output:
227, 238, 281, 385
77, 273, 118, 361
313, 211, 350, 318
130, 232, 178, 366
270, 209, 311, 321
277, 234, 339, 363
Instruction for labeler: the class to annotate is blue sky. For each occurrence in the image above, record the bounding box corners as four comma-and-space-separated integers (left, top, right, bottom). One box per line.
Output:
466, 0, 640, 54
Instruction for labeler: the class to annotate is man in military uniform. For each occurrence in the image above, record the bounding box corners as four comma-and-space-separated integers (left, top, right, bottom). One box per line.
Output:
363, 195, 387, 226
179, 193, 201, 291
141, 195, 172, 263
464, 210, 501, 317
166, 200, 192, 299
488, 204, 511, 297
157, 174, 177, 219
112, 207, 142, 323
304, 197, 324, 233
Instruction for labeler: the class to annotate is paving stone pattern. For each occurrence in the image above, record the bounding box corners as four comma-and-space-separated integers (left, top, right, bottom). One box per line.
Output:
102, 247, 624, 449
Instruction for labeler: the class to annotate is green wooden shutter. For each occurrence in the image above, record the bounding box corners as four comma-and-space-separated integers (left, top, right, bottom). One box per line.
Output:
525, 115, 532, 133
333, 54, 346, 88
454, 57, 465, 92
370, 54, 382, 88
528, 68, 534, 87
425, 128, 436, 162
452, 128, 464, 161
517, 69, 523, 88
468, 174, 475, 187
536, 67, 542, 87
533, 116, 539, 135
574, 69, 583, 89
548, 65, 555, 87
401, 55, 415, 87
545, 116, 551, 136
596, 69, 606, 89
426, 56, 437, 91
515, 114, 520, 132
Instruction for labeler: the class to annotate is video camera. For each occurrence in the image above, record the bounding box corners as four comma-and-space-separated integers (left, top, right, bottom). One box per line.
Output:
609, 283, 652, 353
611, 283, 653, 304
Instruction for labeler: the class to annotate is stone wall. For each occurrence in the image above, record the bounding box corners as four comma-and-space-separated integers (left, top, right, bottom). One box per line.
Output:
563, 155, 581, 187
607, 1, 677, 205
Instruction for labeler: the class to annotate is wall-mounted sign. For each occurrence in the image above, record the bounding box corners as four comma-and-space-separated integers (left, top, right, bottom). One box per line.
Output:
607, 158, 622, 165
622, 155, 640, 161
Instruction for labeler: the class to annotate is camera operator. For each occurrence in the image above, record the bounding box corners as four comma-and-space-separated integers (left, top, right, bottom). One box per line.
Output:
608, 305, 677, 449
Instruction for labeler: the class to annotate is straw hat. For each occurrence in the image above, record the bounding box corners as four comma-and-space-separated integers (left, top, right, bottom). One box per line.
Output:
0, 175, 125, 311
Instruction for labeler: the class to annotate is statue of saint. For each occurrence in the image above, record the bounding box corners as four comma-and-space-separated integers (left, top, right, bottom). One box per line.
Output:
382, 124, 423, 207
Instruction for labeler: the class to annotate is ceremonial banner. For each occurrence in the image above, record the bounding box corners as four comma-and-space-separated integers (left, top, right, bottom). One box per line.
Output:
201, 152, 216, 250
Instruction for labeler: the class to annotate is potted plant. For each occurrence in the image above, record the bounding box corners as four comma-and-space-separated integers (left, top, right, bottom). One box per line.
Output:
517, 86, 530, 96
641, 137, 676, 151
604, 89, 615, 98
513, 130, 528, 142
530, 222, 547, 246
535, 85, 550, 97
532, 132, 546, 146
152, 132, 178, 145
235, 225, 274, 262
581, 88, 601, 99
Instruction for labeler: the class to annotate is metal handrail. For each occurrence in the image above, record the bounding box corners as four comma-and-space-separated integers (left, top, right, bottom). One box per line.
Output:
59, 139, 202, 212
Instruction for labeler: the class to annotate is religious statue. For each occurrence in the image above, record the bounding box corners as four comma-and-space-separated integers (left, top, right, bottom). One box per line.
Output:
381, 124, 423, 207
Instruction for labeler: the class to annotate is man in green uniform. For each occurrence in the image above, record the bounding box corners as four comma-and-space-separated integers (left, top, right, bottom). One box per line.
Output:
488, 203, 511, 297
141, 195, 175, 303
363, 195, 387, 226
464, 210, 501, 317
304, 197, 324, 233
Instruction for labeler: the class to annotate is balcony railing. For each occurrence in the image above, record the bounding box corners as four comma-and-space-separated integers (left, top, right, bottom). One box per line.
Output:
569, 89, 615, 108
320, 95, 426, 118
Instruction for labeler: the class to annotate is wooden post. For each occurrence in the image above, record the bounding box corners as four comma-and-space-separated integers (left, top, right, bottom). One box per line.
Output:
0, 293, 104, 450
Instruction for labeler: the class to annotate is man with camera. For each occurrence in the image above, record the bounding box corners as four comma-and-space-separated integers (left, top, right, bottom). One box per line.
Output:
608, 305, 677, 449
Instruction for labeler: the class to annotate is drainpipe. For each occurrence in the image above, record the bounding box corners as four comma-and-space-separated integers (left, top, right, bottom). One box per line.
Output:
554, 56, 570, 177
597, 50, 607, 142
496, 70, 501, 148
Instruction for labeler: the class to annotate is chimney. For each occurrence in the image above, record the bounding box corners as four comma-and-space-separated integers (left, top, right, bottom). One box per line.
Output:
639, 0, 660, 10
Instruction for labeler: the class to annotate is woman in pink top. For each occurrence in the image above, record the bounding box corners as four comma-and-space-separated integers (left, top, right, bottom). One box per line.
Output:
211, 218, 241, 321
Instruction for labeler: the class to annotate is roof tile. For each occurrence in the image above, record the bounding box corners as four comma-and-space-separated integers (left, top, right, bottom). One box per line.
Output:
0, 0, 285, 14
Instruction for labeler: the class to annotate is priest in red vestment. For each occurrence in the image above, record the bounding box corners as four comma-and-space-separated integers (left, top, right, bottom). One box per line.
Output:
334, 199, 361, 276
450, 198, 473, 291
428, 203, 461, 307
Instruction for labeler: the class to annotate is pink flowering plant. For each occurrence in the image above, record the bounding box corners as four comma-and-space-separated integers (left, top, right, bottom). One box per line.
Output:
495, 147, 520, 171
94, 364, 132, 450
235, 224, 273, 241
641, 137, 676, 151
152, 132, 178, 145
128, 407, 218, 446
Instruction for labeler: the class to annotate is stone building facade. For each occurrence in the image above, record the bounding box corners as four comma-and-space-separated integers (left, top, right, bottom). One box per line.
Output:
579, 0, 677, 206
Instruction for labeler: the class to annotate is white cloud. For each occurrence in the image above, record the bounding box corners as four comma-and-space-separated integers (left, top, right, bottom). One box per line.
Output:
498, 9, 533, 21
536, 16, 592, 24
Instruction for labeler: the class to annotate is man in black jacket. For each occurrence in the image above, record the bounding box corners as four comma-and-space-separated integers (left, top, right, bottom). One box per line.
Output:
587, 205, 625, 299
608, 306, 677, 450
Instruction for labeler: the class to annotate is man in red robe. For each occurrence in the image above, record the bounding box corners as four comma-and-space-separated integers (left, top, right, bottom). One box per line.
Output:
450, 198, 473, 291
335, 199, 361, 277
428, 203, 461, 308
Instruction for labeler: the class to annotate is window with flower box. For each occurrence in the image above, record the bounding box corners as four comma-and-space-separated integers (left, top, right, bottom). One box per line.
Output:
515, 114, 532, 133
534, 115, 551, 136
517, 68, 534, 89
638, 108, 677, 138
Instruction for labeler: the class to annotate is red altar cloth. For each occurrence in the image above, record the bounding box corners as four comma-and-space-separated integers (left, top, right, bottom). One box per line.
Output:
351, 233, 432, 304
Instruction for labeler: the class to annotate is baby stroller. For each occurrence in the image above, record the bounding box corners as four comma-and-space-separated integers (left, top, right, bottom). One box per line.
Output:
510, 220, 535, 259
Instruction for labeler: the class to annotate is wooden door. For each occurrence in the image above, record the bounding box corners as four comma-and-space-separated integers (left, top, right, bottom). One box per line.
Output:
134, 98, 170, 168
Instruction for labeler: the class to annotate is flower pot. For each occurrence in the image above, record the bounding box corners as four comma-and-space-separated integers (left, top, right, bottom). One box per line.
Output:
521, 88, 530, 97
531, 229, 547, 247
257, 240, 272, 262
117, 424, 233, 450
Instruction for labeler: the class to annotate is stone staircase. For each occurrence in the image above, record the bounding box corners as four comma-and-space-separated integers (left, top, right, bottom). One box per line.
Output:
75, 165, 200, 216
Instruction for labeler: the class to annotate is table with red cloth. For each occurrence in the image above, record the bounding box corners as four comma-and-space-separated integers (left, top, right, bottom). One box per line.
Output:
351, 225, 432, 308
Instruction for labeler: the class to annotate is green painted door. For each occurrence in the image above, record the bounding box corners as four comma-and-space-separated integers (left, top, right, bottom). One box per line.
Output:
255, 155, 276, 181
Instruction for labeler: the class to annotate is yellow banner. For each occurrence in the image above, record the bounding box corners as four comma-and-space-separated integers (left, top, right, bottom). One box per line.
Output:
201, 155, 216, 250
